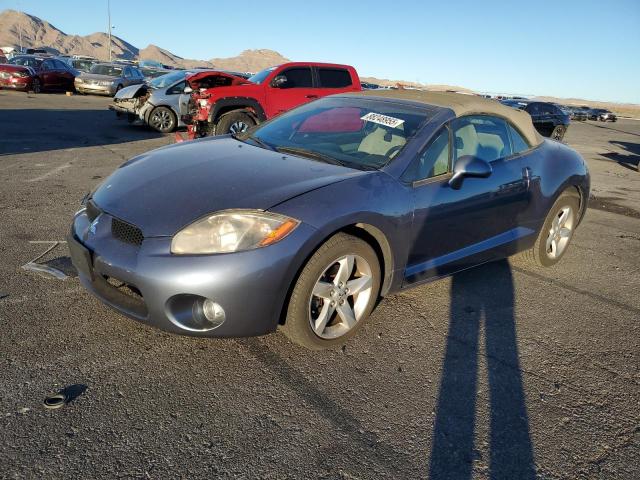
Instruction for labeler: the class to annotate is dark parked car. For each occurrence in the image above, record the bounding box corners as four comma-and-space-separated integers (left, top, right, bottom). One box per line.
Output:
590, 108, 617, 122
68, 91, 590, 349
501, 100, 571, 141
59, 57, 95, 73
2, 55, 77, 92
562, 106, 588, 121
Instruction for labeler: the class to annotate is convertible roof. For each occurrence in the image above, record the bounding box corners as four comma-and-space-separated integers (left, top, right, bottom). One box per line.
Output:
355, 90, 542, 146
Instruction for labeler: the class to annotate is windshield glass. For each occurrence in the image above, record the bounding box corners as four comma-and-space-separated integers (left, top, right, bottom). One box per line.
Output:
89, 64, 123, 77
9, 56, 41, 68
247, 66, 276, 85
73, 59, 94, 72
244, 97, 434, 170
149, 71, 187, 88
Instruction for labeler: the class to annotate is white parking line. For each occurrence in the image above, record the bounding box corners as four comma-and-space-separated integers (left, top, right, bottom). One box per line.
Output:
26, 162, 71, 182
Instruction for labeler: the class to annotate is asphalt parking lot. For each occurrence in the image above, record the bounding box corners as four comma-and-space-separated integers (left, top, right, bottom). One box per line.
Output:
0, 90, 638, 479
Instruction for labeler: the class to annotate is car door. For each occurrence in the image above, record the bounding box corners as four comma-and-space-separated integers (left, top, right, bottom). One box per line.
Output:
39, 59, 57, 89
266, 66, 317, 116
404, 115, 530, 284
54, 59, 74, 89
314, 67, 355, 97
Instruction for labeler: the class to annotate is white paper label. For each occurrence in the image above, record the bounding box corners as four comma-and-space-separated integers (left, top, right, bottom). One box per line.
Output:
360, 112, 405, 128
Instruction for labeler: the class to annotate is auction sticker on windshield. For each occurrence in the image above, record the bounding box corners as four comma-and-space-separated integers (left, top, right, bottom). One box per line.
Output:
361, 112, 405, 128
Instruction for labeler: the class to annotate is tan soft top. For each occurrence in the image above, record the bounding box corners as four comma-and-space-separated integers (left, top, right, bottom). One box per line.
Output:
354, 90, 542, 147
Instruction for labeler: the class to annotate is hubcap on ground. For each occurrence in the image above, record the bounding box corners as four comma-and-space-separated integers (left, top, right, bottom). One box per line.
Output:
229, 121, 248, 134
151, 110, 172, 130
546, 206, 574, 259
309, 254, 373, 339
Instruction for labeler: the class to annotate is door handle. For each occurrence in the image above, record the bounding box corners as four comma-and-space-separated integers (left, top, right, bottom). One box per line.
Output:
305, 94, 319, 99
522, 167, 532, 189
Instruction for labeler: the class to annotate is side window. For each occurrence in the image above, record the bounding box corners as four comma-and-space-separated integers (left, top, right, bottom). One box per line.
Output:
167, 80, 186, 94
508, 124, 531, 154
318, 68, 352, 88
451, 116, 512, 163
403, 127, 450, 182
526, 103, 541, 115
134, 68, 144, 78
41, 60, 52, 71
54, 59, 68, 70
123, 67, 132, 78
278, 67, 313, 88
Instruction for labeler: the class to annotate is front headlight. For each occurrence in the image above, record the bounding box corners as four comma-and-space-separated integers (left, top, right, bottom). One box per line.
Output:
171, 210, 300, 254
76, 78, 83, 83
198, 99, 208, 108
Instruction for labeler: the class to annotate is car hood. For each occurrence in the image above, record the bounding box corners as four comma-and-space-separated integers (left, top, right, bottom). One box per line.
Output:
79, 73, 117, 82
114, 83, 149, 99
91, 137, 368, 237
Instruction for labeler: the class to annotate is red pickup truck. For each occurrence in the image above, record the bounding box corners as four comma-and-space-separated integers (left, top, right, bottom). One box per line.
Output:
182, 62, 361, 139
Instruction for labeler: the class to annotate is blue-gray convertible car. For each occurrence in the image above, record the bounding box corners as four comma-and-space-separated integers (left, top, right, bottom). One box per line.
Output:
68, 91, 590, 349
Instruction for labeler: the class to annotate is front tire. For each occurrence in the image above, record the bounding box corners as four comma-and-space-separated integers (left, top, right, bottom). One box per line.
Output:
518, 190, 580, 267
148, 106, 177, 133
281, 233, 381, 350
215, 111, 256, 135
31, 78, 41, 94
551, 125, 566, 141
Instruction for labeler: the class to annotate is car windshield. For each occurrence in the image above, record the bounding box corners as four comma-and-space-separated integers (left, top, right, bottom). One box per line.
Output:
149, 71, 187, 88
247, 66, 276, 85
73, 60, 94, 72
241, 97, 434, 170
90, 65, 123, 77
9, 56, 41, 68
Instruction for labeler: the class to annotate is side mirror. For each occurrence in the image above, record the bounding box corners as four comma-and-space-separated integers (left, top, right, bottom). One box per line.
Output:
183, 86, 193, 94
271, 75, 287, 88
448, 155, 492, 190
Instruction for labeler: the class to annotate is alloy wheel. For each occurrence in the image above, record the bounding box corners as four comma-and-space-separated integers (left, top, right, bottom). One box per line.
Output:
309, 254, 374, 339
546, 206, 574, 259
151, 109, 173, 131
229, 121, 249, 134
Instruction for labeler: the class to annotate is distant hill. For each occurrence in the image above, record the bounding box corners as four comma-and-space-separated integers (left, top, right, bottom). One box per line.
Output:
0, 9, 288, 72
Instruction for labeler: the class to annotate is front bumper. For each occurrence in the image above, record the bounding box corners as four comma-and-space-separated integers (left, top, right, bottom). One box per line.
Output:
68, 208, 315, 337
76, 83, 115, 95
0, 77, 30, 90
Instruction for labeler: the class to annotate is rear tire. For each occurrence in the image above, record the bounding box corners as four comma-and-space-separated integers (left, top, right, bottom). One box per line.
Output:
551, 125, 566, 141
281, 233, 381, 350
517, 190, 580, 268
215, 111, 256, 136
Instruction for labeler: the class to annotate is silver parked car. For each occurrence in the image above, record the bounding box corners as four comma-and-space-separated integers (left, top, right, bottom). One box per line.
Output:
75, 63, 145, 96
110, 69, 248, 133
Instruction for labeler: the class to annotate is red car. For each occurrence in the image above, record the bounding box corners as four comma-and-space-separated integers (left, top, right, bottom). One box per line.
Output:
183, 62, 361, 139
0, 55, 77, 93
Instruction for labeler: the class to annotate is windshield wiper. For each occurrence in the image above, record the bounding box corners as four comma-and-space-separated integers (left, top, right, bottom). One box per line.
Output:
276, 146, 347, 167
234, 133, 275, 151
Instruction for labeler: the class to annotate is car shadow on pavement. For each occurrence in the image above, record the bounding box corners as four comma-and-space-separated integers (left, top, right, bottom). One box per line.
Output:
0, 109, 164, 156
429, 260, 536, 479
602, 141, 640, 172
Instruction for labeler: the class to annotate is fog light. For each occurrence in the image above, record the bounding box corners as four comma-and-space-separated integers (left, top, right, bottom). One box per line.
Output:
202, 299, 225, 324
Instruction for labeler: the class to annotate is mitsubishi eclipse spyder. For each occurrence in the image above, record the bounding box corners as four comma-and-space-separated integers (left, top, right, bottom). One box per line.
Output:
68, 90, 590, 350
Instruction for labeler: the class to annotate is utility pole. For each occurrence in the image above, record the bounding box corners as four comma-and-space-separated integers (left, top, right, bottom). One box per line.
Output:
107, 0, 112, 62
17, 0, 23, 52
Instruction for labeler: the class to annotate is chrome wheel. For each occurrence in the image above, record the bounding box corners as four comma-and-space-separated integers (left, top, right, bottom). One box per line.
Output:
229, 121, 249, 134
309, 254, 373, 339
546, 206, 574, 259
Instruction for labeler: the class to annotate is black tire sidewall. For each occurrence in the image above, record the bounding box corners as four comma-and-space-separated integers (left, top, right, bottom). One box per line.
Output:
32, 78, 41, 93
215, 111, 255, 135
536, 193, 580, 267
284, 234, 381, 350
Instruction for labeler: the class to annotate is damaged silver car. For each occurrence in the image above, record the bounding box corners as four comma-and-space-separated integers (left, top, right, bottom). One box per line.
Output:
109, 70, 249, 133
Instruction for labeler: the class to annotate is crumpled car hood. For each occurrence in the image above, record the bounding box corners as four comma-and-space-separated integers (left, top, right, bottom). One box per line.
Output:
92, 136, 368, 237
114, 83, 149, 99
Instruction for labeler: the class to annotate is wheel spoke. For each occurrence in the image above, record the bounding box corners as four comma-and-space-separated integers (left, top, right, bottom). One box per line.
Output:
346, 275, 372, 296
335, 255, 354, 285
336, 302, 356, 329
312, 281, 334, 300
314, 302, 335, 335
558, 227, 571, 239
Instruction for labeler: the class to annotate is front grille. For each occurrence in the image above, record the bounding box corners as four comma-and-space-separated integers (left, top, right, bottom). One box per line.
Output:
111, 218, 144, 246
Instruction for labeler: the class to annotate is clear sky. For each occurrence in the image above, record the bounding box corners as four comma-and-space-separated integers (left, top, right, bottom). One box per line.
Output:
6, 0, 640, 103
